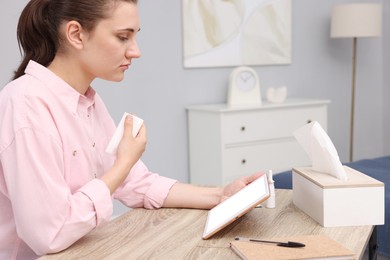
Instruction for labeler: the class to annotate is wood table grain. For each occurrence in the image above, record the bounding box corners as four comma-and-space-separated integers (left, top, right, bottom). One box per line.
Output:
40, 189, 373, 259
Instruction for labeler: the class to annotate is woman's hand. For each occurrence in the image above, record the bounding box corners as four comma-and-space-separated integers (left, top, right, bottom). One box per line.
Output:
116, 115, 146, 167
102, 115, 147, 194
220, 172, 264, 203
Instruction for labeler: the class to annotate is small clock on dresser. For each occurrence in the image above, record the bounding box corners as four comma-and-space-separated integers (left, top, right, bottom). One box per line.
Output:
227, 66, 262, 106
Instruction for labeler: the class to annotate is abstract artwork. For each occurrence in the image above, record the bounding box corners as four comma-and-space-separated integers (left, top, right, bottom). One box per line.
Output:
182, 0, 292, 68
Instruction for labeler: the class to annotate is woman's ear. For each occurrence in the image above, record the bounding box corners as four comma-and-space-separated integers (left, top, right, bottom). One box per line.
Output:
65, 21, 86, 50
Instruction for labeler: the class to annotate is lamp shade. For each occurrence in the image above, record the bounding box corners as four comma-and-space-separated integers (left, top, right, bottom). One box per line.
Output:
331, 3, 382, 38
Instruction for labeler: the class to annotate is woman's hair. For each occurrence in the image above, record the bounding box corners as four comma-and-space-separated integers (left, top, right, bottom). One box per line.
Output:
13, 0, 137, 80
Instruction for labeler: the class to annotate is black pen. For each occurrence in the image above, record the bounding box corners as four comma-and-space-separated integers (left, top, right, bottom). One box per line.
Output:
234, 236, 305, 248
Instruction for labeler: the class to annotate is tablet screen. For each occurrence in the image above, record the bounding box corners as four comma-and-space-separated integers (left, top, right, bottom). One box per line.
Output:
202, 174, 270, 239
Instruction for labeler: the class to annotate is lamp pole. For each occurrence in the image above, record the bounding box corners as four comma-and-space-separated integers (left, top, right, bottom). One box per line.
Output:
350, 37, 357, 162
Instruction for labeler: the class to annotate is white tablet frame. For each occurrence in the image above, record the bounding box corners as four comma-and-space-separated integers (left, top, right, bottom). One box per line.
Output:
202, 174, 270, 239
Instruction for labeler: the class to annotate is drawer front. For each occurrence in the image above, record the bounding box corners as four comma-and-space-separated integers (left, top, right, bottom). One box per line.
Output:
222, 139, 310, 184
221, 106, 327, 144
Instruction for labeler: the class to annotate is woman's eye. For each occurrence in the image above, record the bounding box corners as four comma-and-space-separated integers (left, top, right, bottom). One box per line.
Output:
118, 36, 128, 41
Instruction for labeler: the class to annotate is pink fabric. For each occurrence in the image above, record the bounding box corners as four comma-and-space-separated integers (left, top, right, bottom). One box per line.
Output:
0, 61, 176, 259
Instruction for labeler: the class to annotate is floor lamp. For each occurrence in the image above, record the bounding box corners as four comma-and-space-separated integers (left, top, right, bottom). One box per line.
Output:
330, 3, 382, 162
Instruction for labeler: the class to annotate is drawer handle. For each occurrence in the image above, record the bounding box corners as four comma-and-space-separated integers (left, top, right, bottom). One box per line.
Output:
241, 159, 246, 165
241, 126, 246, 132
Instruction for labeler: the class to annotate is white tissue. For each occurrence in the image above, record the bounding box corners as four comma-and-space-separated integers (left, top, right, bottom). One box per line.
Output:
293, 121, 347, 180
105, 112, 143, 154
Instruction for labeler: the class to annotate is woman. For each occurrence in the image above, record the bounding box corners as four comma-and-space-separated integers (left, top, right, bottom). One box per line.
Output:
0, 0, 261, 259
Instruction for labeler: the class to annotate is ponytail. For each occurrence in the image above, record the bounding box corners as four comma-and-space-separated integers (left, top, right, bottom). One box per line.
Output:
14, 0, 57, 80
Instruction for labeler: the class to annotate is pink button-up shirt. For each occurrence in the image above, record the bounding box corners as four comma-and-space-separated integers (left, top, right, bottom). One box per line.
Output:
0, 61, 177, 259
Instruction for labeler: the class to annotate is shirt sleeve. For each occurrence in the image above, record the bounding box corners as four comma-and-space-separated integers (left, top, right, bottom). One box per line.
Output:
0, 128, 113, 256
113, 160, 177, 209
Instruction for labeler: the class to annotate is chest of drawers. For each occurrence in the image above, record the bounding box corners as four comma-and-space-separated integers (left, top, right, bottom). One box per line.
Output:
187, 99, 330, 185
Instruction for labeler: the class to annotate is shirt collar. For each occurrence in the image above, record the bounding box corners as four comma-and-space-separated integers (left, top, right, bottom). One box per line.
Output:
24, 60, 96, 114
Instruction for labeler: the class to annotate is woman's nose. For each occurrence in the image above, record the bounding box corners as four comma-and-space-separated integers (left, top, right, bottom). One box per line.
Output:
126, 41, 141, 59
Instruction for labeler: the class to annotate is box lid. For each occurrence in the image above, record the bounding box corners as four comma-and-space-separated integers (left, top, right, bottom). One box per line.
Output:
293, 166, 384, 189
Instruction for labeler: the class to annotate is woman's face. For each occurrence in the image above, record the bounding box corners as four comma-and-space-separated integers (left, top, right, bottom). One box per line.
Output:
80, 1, 141, 82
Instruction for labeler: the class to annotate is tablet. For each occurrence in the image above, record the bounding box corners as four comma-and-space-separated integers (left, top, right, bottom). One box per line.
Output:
202, 174, 270, 239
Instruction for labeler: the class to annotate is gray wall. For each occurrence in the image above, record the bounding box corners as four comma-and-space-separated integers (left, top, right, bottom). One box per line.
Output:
1, 0, 388, 182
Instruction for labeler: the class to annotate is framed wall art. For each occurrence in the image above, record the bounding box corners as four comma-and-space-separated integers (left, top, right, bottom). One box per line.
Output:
182, 0, 292, 68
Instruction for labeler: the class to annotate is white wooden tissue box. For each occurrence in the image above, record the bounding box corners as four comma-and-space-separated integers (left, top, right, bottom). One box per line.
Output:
292, 166, 384, 227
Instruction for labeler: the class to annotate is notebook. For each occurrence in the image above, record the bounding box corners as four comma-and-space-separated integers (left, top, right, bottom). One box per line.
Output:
230, 234, 355, 260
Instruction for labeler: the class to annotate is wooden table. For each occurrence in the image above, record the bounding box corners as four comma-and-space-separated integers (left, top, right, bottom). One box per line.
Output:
40, 189, 374, 259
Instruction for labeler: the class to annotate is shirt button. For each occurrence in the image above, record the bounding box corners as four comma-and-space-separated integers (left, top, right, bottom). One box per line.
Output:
73, 150, 77, 156
92, 142, 96, 147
